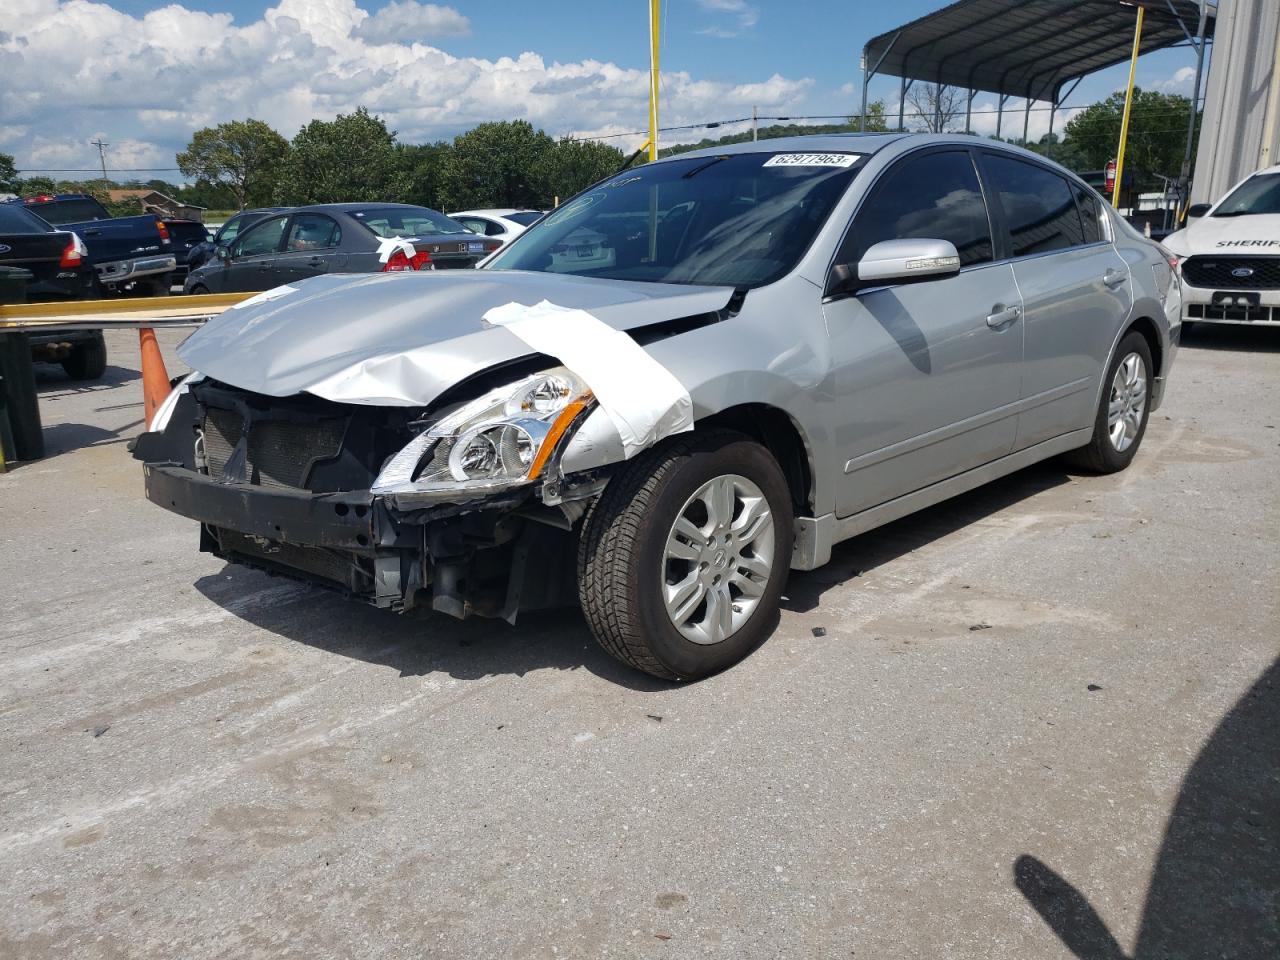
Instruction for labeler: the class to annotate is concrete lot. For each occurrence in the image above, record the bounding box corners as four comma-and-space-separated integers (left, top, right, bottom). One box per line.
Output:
1, 326, 1276, 959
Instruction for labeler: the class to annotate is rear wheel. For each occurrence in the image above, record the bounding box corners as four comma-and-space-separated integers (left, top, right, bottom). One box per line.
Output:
189, 284, 210, 296
578, 430, 793, 681
61, 332, 107, 381
1063, 330, 1153, 473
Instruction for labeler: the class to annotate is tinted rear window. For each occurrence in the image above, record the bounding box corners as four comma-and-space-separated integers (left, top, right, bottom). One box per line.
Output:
984, 155, 1086, 256
0, 205, 53, 233
27, 197, 108, 225
1073, 185, 1104, 245
350, 206, 468, 238
505, 211, 543, 226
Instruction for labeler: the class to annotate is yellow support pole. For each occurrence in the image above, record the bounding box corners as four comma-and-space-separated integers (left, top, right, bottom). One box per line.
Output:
649, 0, 661, 162
1112, 5, 1145, 209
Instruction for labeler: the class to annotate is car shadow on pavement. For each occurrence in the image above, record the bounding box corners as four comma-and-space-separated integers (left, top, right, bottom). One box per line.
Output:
1181, 324, 1280, 353
33, 363, 140, 393
782, 461, 1073, 613
1013, 654, 1279, 959
194, 566, 677, 692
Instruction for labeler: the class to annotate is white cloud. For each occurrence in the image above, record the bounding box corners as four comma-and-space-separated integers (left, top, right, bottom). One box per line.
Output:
0, 0, 812, 176
355, 1, 469, 44
1155, 65, 1197, 93
694, 0, 758, 37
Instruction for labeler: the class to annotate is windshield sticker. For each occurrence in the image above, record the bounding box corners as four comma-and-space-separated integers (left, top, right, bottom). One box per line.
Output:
763, 153, 859, 168
543, 192, 604, 227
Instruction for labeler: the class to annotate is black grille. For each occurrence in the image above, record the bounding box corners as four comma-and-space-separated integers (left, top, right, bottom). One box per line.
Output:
216, 529, 365, 589
202, 407, 346, 488
1182, 256, 1280, 290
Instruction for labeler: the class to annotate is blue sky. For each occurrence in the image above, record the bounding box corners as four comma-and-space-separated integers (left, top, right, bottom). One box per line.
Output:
3, 0, 1202, 177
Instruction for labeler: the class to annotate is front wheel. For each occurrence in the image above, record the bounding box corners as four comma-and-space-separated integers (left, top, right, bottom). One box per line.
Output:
578, 430, 793, 681
1063, 330, 1153, 473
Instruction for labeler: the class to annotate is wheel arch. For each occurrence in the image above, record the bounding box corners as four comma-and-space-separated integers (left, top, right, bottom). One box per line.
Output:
697, 403, 815, 516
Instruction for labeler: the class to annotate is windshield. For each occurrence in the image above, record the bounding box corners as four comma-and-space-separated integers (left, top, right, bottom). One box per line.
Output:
27, 198, 108, 225
351, 206, 469, 238
0, 204, 53, 233
485, 151, 863, 288
1214, 173, 1280, 217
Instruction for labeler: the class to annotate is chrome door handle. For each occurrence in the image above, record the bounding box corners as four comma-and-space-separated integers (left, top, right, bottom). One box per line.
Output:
1104, 269, 1128, 288
986, 304, 1021, 328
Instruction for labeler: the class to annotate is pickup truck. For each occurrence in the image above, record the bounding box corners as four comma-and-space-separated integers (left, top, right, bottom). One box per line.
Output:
7, 194, 176, 295
0, 201, 106, 379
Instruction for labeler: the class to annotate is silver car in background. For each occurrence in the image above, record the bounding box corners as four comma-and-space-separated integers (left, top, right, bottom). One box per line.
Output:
134, 134, 1180, 681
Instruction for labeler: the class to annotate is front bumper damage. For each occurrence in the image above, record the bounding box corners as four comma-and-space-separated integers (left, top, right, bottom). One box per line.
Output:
135, 382, 601, 622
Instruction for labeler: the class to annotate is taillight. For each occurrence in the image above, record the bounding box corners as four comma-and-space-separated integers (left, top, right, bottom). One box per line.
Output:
156, 218, 170, 242
382, 249, 431, 271
59, 233, 86, 268
1157, 244, 1180, 275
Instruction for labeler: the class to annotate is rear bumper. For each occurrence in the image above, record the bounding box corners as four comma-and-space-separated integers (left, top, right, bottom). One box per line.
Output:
95, 255, 177, 284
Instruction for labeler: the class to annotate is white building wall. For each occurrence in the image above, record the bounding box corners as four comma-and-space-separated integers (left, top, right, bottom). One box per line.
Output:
1193, 0, 1280, 203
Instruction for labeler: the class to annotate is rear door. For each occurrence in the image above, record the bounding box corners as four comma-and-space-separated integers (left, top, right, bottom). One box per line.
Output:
222, 215, 288, 291
274, 212, 345, 284
823, 147, 1024, 517
978, 152, 1131, 449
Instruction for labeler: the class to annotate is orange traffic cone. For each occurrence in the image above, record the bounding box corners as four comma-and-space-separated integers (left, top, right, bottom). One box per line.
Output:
139, 327, 171, 428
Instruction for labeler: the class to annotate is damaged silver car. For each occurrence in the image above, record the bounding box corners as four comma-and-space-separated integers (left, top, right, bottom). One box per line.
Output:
134, 134, 1180, 680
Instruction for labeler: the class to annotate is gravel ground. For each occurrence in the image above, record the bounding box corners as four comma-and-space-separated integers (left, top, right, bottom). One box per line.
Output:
1, 325, 1276, 959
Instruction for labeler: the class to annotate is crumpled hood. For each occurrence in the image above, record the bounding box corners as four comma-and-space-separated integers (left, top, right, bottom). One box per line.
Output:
179, 270, 733, 406
1164, 213, 1280, 256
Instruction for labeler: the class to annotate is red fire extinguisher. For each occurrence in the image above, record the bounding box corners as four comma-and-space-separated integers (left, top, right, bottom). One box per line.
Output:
1105, 159, 1117, 198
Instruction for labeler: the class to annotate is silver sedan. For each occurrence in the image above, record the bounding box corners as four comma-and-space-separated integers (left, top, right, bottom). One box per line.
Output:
136, 134, 1181, 681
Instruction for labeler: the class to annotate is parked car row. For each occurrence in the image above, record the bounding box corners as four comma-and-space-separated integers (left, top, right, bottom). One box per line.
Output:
183, 203, 503, 294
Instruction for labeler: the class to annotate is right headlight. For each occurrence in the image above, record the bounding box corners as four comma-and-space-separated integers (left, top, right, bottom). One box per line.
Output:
372, 367, 593, 503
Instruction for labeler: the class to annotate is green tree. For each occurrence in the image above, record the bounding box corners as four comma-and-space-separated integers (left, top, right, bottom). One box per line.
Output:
177, 118, 288, 210
537, 138, 625, 204
1023, 133, 1089, 173
391, 142, 450, 208
0, 153, 16, 193
439, 120, 555, 210
280, 108, 399, 205
14, 176, 56, 196
1064, 89, 1198, 187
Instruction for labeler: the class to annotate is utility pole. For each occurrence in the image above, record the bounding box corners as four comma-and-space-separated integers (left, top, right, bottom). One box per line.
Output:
648, 0, 660, 162
90, 138, 109, 182
752, 106, 758, 142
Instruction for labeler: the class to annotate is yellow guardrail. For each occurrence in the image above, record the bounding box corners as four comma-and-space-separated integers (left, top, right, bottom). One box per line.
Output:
0, 292, 251, 330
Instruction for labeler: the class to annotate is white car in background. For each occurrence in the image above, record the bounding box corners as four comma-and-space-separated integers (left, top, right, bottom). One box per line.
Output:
1163, 165, 1280, 328
448, 209, 545, 245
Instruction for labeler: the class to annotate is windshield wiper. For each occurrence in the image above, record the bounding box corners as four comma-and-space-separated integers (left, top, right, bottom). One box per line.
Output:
682, 156, 730, 179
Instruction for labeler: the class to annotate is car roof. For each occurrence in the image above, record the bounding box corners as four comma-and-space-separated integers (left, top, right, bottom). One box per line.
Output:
448, 208, 539, 218
655, 133, 910, 163
298, 202, 435, 213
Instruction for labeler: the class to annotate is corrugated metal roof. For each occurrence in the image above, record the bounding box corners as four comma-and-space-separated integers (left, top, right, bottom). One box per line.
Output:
863, 0, 1214, 103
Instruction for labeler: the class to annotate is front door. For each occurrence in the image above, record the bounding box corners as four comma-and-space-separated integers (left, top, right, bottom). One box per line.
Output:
823, 148, 1024, 517
275, 212, 346, 285
222, 214, 288, 292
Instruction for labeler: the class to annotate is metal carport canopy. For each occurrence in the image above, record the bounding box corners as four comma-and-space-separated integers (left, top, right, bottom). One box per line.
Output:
862, 0, 1213, 107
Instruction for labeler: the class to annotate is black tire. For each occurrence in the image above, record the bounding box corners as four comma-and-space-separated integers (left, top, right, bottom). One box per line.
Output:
143, 276, 173, 297
61, 332, 108, 381
189, 284, 210, 296
1063, 330, 1153, 474
578, 429, 793, 681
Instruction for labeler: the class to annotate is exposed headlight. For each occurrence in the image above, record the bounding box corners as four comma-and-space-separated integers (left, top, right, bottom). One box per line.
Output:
372, 367, 593, 502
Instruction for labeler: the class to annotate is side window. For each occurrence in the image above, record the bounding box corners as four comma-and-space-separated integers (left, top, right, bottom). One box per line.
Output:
232, 216, 287, 257
1073, 184, 1104, 245
984, 155, 1086, 256
483, 220, 506, 236
285, 214, 341, 252
456, 217, 488, 235
842, 150, 993, 267
216, 215, 243, 245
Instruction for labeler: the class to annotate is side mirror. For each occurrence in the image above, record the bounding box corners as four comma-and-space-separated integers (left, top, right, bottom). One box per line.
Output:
1186, 203, 1211, 220
216, 245, 232, 262
830, 238, 961, 295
